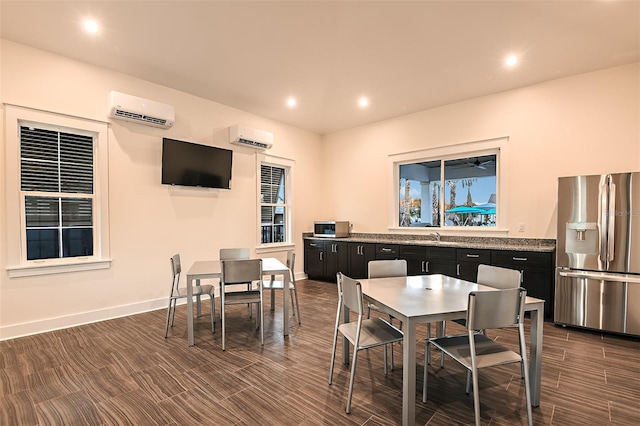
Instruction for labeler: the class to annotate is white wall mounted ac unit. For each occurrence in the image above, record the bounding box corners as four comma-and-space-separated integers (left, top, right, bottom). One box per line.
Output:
229, 124, 273, 150
108, 91, 175, 129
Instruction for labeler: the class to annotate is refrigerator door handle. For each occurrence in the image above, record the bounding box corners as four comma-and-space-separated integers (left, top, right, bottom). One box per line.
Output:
607, 182, 616, 262
599, 177, 610, 265
558, 270, 640, 283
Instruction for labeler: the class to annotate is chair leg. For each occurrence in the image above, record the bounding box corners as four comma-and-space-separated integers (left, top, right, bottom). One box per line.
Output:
519, 326, 533, 426
466, 370, 472, 394
259, 301, 264, 346
388, 315, 395, 371
423, 340, 428, 403
221, 294, 226, 351
383, 344, 388, 376
346, 346, 359, 414
196, 295, 202, 317
209, 294, 215, 333
292, 287, 301, 325
471, 369, 481, 426
164, 298, 174, 338
328, 299, 342, 385
270, 288, 276, 312
170, 299, 178, 327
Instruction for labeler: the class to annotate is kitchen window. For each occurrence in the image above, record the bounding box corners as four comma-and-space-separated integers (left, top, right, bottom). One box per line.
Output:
257, 154, 294, 248
394, 138, 506, 229
4, 106, 110, 277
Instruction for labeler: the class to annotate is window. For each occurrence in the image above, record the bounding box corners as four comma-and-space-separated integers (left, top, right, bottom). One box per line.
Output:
21, 126, 95, 260
257, 154, 293, 247
5, 105, 110, 277
394, 137, 507, 229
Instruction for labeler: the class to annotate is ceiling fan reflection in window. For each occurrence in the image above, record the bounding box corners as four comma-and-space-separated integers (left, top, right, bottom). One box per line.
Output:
467, 157, 495, 170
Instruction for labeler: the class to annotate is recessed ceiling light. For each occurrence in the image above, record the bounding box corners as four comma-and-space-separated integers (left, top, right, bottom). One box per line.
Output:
286, 97, 297, 108
358, 97, 369, 108
84, 19, 99, 33
505, 55, 518, 67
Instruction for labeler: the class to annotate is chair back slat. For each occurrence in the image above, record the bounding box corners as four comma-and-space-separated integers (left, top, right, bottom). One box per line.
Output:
221, 259, 262, 285
170, 254, 181, 296
220, 248, 250, 260
467, 287, 525, 331
477, 264, 521, 289
338, 273, 364, 315
368, 259, 407, 278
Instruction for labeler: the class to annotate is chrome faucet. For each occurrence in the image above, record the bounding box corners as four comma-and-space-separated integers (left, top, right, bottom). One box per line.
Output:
429, 232, 441, 242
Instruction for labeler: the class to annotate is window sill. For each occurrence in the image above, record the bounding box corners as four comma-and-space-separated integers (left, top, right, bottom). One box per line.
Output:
388, 226, 509, 237
255, 243, 295, 255
7, 259, 112, 278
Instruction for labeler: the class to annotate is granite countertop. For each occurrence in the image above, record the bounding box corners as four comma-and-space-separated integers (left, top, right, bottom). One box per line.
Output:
303, 233, 556, 253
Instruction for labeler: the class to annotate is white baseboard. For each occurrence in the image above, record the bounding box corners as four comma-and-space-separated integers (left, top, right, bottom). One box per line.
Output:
0, 297, 170, 341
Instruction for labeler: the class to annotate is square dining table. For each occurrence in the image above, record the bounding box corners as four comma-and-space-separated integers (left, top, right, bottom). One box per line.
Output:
185, 257, 292, 346
346, 274, 544, 426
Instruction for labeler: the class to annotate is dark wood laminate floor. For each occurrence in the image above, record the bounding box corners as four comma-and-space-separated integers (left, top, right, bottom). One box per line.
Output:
1, 279, 639, 425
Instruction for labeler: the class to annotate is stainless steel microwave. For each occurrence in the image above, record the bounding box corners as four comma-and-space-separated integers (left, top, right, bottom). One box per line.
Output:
313, 221, 350, 238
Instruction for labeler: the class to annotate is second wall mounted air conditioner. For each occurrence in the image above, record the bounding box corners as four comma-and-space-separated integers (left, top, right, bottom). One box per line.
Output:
229, 124, 273, 150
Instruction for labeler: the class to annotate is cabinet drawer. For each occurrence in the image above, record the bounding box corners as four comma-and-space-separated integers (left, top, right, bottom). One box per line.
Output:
457, 248, 491, 263
304, 239, 324, 250
376, 243, 399, 258
426, 246, 456, 260
400, 245, 427, 258
491, 250, 552, 268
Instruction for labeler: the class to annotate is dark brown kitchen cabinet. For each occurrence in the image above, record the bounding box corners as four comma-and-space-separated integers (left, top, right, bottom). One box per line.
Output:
456, 248, 491, 282
304, 239, 325, 280
348, 242, 375, 279
304, 239, 348, 282
491, 249, 555, 319
325, 241, 349, 282
399, 245, 457, 276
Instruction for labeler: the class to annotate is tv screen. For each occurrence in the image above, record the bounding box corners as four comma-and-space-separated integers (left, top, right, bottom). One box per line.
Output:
162, 138, 233, 189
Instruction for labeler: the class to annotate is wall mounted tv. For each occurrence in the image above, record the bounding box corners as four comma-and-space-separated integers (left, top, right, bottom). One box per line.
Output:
162, 138, 233, 189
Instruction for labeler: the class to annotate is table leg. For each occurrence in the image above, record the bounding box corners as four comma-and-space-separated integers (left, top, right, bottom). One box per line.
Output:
402, 319, 417, 426
283, 272, 290, 336
529, 304, 543, 407
187, 276, 195, 346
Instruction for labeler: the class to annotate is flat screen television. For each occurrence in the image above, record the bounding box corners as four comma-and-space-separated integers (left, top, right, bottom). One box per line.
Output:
162, 138, 233, 189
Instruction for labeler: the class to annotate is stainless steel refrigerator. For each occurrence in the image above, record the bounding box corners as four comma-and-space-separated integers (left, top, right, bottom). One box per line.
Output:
555, 173, 640, 336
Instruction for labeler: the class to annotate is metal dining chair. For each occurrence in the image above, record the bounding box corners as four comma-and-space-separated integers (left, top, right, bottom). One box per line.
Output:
329, 273, 404, 414
164, 254, 216, 338
435, 264, 523, 366
424, 287, 533, 426
367, 259, 407, 369
220, 248, 254, 317
220, 259, 264, 351
262, 250, 301, 324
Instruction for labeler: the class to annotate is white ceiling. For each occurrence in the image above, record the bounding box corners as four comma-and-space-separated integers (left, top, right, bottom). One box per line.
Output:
1, 1, 639, 135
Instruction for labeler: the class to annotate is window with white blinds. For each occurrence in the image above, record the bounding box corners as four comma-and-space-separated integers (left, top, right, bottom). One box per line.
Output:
260, 164, 287, 244
20, 126, 96, 260
4, 105, 110, 277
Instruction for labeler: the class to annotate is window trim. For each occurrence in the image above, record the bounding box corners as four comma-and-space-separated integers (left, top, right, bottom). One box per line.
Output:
4, 105, 111, 277
255, 153, 294, 252
389, 136, 509, 235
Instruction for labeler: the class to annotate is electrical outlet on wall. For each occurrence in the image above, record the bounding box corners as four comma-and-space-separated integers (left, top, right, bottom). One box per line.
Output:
518, 223, 525, 232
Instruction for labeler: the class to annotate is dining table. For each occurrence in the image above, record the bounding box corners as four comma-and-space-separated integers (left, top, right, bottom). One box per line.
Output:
185, 257, 292, 346
345, 274, 544, 426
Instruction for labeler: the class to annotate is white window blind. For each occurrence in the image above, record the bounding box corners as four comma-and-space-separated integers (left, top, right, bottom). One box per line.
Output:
20, 125, 95, 260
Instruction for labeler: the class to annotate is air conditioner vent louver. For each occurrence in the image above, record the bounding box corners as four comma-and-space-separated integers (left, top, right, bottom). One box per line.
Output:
237, 138, 270, 149
229, 125, 273, 150
114, 109, 168, 126
107, 91, 175, 129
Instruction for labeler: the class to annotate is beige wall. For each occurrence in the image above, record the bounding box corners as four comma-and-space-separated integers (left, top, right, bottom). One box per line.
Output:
2, 38, 639, 339
321, 62, 640, 238
0, 40, 323, 338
